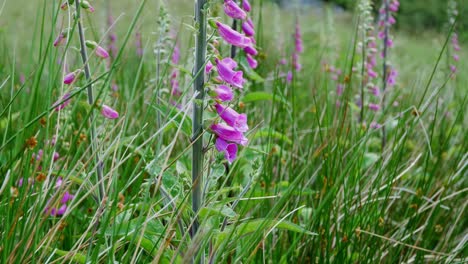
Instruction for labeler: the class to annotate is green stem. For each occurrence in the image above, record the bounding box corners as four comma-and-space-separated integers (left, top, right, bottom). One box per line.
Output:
75, 0, 105, 202
191, 0, 207, 261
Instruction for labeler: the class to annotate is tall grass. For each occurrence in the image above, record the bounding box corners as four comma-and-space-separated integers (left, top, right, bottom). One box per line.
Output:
0, 0, 466, 263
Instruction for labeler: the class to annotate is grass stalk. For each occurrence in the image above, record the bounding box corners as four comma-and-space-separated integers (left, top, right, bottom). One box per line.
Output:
74, 0, 105, 202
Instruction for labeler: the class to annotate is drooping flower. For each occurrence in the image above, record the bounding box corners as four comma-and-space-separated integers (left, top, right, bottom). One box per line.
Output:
216, 22, 252, 48
211, 123, 248, 146
244, 45, 258, 56
53, 30, 69, 47
246, 54, 258, 69
63, 71, 79, 85
213, 85, 234, 102
242, 0, 251, 12
101, 105, 119, 119
96, 46, 110, 59
86, 40, 110, 59
215, 104, 249, 132
224, 0, 247, 20
242, 19, 255, 37
215, 138, 238, 164
216, 58, 244, 88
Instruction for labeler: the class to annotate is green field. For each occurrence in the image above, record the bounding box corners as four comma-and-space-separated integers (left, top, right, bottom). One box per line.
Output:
0, 0, 466, 263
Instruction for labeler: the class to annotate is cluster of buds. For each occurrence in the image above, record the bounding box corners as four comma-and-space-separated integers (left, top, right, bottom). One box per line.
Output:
205, 0, 256, 163
359, 0, 380, 99
53, 0, 118, 120
448, 0, 461, 75
170, 39, 182, 106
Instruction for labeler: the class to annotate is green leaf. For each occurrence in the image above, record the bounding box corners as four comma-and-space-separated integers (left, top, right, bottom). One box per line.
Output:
45, 247, 86, 264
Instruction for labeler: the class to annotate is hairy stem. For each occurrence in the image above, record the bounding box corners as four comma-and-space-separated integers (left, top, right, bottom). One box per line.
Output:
75, 0, 105, 202
191, 0, 207, 262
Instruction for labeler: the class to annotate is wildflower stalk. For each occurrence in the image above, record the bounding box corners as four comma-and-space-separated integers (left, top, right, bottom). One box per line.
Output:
191, 0, 207, 256
381, 0, 389, 149
75, 0, 105, 201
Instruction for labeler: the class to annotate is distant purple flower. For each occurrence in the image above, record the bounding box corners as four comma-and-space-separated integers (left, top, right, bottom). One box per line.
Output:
286, 71, 293, 83
101, 105, 119, 119
215, 104, 249, 132
216, 22, 252, 48
336, 84, 344, 96
453, 54, 459, 62
370, 122, 382, 129
215, 138, 238, 164
369, 103, 381, 111
224, 0, 247, 20
211, 123, 248, 146
61, 191, 74, 204
54, 93, 72, 111
450, 65, 457, 73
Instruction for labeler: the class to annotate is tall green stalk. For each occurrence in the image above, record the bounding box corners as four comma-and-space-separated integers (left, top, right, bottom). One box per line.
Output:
381, 0, 390, 149
191, 0, 207, 251
75, 0, 105, 201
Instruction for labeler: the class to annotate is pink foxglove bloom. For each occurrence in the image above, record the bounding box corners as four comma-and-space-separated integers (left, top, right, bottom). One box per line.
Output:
246, 54, 258, 69
61, 191, 74, 204
368, 103, 381, 111
244, 45, 258, 56
286, 71, 293, 83
295, 21, 304, 53
450, 65, 457, 73
101, 105, 119, 119
63, 71, 78, 85
368, 68, 378, 79
215, 104, 249, 132
54, 93, 72, 111
53, 152, 60, 162
216, 58, 244, 88
53, 32, 67, 47
242, 0, 251, 12
96, 46, 110, 59
206, 61, 214, 73
224, 0, 247, 20
50, 204, 68, 216
213, 85, 234, 102
336, 84, 344, 96
217, 22, 252, 48
215, 138, 238, 164
242, 19, 255, 37
211, 123, 248, 146
453, 54, 459, 62
370, 122, 382, 129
